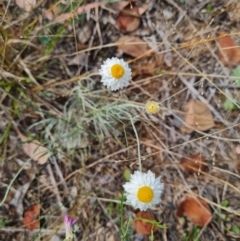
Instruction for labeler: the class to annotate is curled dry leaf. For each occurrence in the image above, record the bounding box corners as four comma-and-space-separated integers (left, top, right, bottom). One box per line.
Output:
180, 99, 214, 134
116, 36, 149, 58
17, 131, 50, 165
134, 211, 158, 235
218, 32, 240, 67
176, 197, 212, 227
22, 204, 40, 230
15, 0, 36, 12
21, 136, 50, 165
180, 155, 207, 174
13, 122, 50, 165
116, 3, 140, 32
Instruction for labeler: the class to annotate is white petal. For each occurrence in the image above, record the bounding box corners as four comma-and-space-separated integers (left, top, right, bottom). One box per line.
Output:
123, 170, 164, 211
99, 57, 132, 91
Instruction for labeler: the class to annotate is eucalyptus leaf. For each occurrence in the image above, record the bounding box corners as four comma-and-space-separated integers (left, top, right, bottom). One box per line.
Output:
232, 225, 240, 234
233, 65, 240, 86
223, 99, 238, 111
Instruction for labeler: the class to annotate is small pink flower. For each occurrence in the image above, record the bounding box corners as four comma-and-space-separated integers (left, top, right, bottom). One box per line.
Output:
64, 215, 76, 240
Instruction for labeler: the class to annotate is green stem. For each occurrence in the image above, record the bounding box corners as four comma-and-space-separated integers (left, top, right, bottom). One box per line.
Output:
0, 157, 33, 206
127, 114, 142, 172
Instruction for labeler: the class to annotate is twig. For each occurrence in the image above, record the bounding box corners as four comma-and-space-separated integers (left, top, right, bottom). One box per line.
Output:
0, 157, 32, 206
0, 227, 65, 235
46, 161, 67, 213
52, 156, 68, 193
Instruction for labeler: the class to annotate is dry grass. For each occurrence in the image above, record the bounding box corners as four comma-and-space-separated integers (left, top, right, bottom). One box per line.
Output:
0, 0, 240, 240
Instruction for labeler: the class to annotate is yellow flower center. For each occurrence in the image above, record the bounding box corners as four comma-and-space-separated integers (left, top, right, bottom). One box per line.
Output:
111, 64, 125, 79
137, 186, 154, 203
145, 101, 159, 114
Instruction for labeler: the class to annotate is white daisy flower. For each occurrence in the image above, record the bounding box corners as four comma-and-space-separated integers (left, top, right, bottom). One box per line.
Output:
123, 170, 164, 211
99, 57, 132, 91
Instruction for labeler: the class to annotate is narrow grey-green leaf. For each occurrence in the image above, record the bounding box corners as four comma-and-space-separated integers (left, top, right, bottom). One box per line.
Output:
233, 65, 240, 86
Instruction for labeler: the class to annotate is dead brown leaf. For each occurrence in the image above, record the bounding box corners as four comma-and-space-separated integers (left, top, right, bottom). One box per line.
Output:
20, 136, 50, 165
218, 32, 240, 67
116, 4, 140, 32
115, 36, 149, 58
180, 155, 207, 174
176, 197, 212, 227
22, 204, 40, 230
133, 211, 158, 235
16, 0, 36, 12
180, 99, 214, 133
12, 122, 50, 165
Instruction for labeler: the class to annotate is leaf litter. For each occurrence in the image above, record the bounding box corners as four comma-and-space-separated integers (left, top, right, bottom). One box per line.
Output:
1, 1, 240, 240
